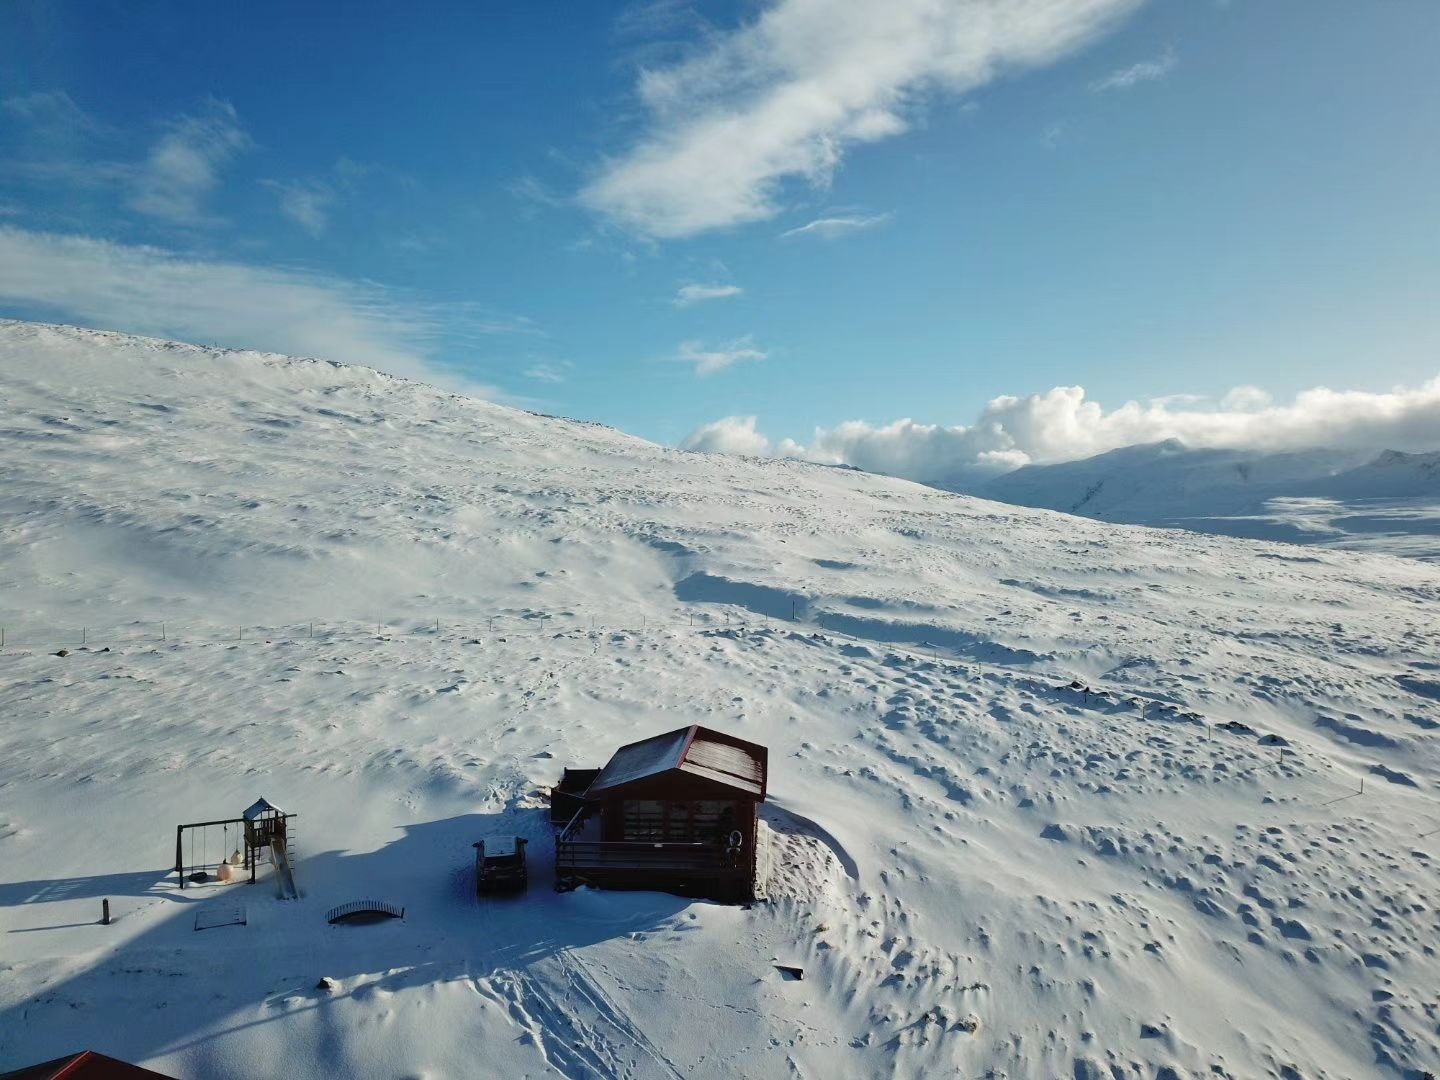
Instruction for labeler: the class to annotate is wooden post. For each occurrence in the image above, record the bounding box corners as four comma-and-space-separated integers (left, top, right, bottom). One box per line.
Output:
309, 621, 314, 639
161, 622, 166, 642
82, 627, 87, 645
102, 898, 110, 925
175, 825, 185, 890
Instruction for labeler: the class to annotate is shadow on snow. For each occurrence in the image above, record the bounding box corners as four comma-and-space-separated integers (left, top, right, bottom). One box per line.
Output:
0, 806, 694, 1073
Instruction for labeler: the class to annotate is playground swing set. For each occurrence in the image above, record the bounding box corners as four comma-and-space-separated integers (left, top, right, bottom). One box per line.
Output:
174, 797, 298, 899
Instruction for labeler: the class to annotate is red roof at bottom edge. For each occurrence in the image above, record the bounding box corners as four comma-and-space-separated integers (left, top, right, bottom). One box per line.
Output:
0, 1050, 178, 1080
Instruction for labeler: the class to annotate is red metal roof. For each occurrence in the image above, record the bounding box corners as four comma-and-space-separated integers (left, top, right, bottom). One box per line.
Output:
587, 725, 766, 798
0, 1051, 177, 1080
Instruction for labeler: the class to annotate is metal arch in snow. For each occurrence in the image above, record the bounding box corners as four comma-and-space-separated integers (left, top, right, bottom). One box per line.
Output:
326, 899, 405, 924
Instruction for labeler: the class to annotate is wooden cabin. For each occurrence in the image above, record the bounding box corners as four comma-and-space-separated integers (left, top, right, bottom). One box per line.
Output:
553, 725, 767, 902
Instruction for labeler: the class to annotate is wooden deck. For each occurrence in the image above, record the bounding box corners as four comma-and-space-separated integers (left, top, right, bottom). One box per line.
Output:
557, 838, 732, 874
555, 810, 752, 899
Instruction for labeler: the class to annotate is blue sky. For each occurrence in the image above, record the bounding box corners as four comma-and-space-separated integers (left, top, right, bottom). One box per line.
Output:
2, 0, 1438, 479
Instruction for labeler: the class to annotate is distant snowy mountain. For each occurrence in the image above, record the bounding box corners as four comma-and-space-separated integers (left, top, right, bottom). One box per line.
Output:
1323, 448, 1440, 498
970, 440, 1440, 560
2, 321, 1438, 1080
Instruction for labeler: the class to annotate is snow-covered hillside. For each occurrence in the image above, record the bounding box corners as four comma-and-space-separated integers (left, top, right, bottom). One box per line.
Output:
2, 320, 1438, 1080
972, 440, 1440, 561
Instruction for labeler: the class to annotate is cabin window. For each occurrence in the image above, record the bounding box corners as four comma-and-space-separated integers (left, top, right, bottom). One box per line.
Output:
663, 803, 691, 841
620, 800, 734, 843
691, 800, 731, 840
621, 800, 665, 841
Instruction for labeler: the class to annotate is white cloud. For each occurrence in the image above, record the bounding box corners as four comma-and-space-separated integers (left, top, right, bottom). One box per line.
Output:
0, 94, 250, 224
1148, 392, 1205, 408
681, 415, 772, 455
262, 157, 393, 238
682, 380, 1440, 484
779, 213, 890, 240
582, 0, 1142, 238
127, 99, 250, 225
1221, 385, 1272, 411
0, 225, 501, 396
1089, 48, 1176, 92
524, 361, 571, 384
673, 282, 743, 306
675, 336, 767, 377
2, 90, 110, 140
508, 175, 568, 212
263, 179, 333, 236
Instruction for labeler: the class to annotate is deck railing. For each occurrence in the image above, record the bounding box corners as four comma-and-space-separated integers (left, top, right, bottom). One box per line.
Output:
556, 807, 737, 874
557, 838, 732, 873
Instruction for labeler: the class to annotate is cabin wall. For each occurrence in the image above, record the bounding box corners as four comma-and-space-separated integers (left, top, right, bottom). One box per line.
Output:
600, 795, 755, 846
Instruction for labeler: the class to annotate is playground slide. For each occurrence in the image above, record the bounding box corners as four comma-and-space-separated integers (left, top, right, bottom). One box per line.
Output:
272, 836, 299, 900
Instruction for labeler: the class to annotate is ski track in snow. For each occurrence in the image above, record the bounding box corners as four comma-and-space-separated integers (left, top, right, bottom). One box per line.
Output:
0, 321, 1438, 1079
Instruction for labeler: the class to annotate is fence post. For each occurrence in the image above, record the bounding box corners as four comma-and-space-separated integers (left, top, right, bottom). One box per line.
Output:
238, 626, 243, 641
82, 627, 87, 645
1, 627, 5, 648
102, 898, 110, 925
309, 621, 314, 639
161, 622, 166, 642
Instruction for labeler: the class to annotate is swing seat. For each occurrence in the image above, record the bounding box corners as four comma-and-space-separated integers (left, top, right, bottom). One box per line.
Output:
189, 870, 210, 883
217, 861, 237, 883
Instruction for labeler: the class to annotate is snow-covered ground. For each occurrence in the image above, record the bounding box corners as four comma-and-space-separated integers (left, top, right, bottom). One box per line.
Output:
2, 320, 1438, 1079
972, 440, 1440, 562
